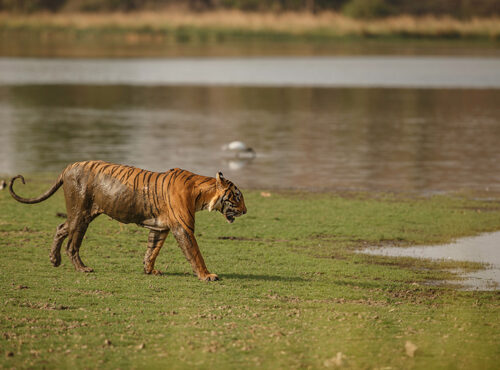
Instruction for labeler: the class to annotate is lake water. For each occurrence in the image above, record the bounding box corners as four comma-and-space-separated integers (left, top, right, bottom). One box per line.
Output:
1, 55, 500, 193
2, 57, 500, 88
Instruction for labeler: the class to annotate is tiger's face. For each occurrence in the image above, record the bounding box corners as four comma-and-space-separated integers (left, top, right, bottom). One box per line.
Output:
215, 172, 247, 223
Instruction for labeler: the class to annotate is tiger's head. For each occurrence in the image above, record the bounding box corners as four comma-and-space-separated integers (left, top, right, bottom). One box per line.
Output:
208, 172, 247, 223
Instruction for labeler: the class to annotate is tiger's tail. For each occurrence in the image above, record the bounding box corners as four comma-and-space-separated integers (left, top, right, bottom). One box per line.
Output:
9, 174, 64, 204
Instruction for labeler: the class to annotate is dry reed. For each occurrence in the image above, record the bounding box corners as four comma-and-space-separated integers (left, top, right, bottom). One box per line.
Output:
1, 10, 499, 39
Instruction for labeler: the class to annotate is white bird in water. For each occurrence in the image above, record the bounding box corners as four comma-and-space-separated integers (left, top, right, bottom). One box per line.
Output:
221, 141, 256, 158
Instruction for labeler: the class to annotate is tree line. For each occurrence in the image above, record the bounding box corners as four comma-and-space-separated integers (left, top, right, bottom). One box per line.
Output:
1, 0, 499, 19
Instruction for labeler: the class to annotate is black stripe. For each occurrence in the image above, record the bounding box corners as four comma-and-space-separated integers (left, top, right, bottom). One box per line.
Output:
114, 166, 127, 180
195, 192, 202, 206
119, 167, 133, 182
114, 166, 126, 180
166, 170, 182, 225
222, 188, 231, 201
140, 170, 148, 187
80, 161, 91, 170
147, 173, 156, 217
153, 172, 160, 198
147, 172, 155, 215
87, 161, 99, 172
183, 174, 195, 185
122, 168, 135, 183
109, 165, 120, 176
160, 172, 169, 199
197, 178, 212, 186
93, 162, 105, 174
178, 214, 194, 233
133, 170, 143, 190
97, 164, 112, 175
142, 171, 152, 215
152, 173, 161, 216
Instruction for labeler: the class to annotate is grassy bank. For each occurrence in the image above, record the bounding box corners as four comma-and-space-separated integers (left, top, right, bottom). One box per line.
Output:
1, 176, 499, 368
1, 11, 500, 41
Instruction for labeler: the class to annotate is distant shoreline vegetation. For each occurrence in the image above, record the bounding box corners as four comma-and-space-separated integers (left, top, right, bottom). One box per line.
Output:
1, 11, 499, 41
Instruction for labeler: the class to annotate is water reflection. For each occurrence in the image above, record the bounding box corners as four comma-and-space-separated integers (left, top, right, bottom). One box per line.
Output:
226, 158, 254, 171
1, 85, 500, 192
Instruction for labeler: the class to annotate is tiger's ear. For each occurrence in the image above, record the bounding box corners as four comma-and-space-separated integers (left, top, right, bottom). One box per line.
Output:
216, 171, 226, 188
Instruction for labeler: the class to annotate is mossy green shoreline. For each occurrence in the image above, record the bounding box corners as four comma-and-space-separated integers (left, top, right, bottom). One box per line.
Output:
2, 23, 494, 42
1, 176, 499, 368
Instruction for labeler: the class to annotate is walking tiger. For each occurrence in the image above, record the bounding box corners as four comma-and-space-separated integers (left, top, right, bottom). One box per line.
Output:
9, 161, 247, 281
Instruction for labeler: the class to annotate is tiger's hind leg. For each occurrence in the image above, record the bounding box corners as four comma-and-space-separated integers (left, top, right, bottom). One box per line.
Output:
65, 213, 100, 272
144, 230, 169, 275
50, 221, 69, 267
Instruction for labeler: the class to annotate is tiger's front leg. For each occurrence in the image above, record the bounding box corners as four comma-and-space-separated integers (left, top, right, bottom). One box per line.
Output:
172, 226, 218, 281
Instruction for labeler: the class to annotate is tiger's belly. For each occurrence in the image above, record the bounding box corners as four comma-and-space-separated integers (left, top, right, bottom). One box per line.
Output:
92, 175, 163, 227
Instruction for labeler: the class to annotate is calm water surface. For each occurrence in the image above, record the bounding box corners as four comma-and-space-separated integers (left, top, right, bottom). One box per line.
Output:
1, 84, 499, 192
360, 232, 500, 290
2, 57, 500, 88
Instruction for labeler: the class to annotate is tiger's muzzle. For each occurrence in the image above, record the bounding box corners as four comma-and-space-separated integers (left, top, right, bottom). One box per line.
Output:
224, 207, 246, 224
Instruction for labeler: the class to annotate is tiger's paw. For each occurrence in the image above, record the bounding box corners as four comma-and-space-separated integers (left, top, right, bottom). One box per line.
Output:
78, 266, 94, 273
50, 253, 61, 267
144, 268, 162, 275
200, 273, 219, 282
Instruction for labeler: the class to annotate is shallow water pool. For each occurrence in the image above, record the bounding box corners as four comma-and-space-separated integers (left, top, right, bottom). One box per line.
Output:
359, 231, 500, 290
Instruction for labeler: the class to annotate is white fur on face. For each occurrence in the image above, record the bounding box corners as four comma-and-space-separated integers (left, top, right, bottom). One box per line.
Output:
207, 194, 223, 212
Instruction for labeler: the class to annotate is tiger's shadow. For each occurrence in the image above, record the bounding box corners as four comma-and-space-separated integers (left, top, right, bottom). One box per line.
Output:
161, 272, 306, 282
222, 273, 305, 282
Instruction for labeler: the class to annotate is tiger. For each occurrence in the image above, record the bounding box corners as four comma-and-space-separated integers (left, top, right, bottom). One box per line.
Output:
9, 161, 247, 281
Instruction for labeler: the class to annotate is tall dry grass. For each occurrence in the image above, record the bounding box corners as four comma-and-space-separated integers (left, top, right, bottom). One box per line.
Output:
1, 10, 499, 38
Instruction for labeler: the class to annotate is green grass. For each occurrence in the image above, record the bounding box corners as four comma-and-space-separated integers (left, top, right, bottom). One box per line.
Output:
1, 176, 499, 369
